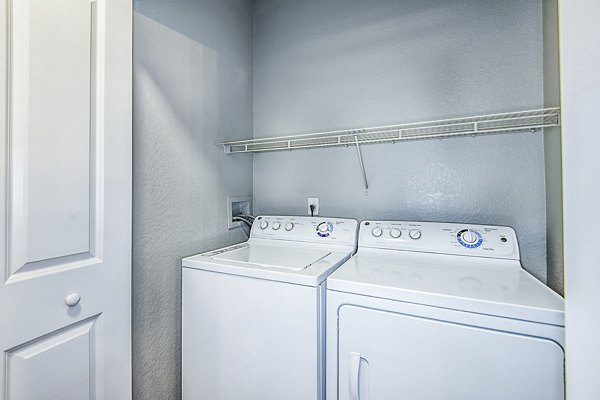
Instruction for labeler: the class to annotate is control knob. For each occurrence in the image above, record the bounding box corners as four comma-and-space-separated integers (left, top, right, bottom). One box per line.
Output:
285, 222, 294, 231
260, 221, 268, 230
371, 227, 383, 237
409, 229, 422, 240
316, 222, 332, 237
390, 228, 401, 238
460, 230, 478, 244
272, 222, 281, 230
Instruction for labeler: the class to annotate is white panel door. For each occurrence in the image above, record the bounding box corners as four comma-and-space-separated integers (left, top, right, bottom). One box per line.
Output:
337, 305, 564, 400
0, 0, 132, 398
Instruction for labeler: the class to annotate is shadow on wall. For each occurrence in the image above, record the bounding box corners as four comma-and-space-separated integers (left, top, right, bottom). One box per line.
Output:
253, 0, 543, 135
133, 6, 253, 400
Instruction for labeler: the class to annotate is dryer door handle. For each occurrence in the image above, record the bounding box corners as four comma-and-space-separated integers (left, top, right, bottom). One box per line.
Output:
349, 352, 367, 400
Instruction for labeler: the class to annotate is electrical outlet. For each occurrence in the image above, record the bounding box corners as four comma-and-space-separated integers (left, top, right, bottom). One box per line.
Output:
307, 197, 319, 216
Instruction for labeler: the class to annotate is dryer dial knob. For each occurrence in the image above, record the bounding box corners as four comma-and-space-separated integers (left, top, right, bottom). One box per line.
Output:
390, 228, 402, 238
318, 223, 329, 233
285, 222, 294, 231
372, 227, 383, 237
409, 229, 422, 240
260, 221, 269, 230
461, 230, 478, 244
272, 222, 281, 230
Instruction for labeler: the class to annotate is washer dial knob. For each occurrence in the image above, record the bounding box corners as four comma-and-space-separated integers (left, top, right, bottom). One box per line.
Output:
372, 227, 383, 237
285, 222, 294, 231
272, 222, 281, 230
260, 221, 269, 230
316, 222, 333, 237
409, 229, 422, 240
390, 228, 402, 238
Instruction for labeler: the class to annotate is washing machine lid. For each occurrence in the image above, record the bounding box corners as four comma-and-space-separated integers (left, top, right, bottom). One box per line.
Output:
183, 239, 355, 287
211, 242, 331, 271
327, 249, 564, 326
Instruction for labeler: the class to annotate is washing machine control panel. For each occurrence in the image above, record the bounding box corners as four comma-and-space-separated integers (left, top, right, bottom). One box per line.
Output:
252, 216, 358, 246
359, 221, 519, 260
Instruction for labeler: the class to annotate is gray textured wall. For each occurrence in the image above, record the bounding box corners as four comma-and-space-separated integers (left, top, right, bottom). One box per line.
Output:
252, 0, 549, 282
132, 1, 253, 399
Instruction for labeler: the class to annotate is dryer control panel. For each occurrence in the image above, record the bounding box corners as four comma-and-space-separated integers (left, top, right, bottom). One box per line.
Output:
359, 221, 519, 260
252, 216, 358, 246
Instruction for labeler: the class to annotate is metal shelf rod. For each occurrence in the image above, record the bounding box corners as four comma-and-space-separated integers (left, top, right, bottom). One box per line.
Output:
354, 136, 368, 191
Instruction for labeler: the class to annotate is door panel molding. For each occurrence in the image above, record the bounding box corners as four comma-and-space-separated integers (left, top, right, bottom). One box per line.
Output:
3, 0, 106, 282
4, 314, 101, 400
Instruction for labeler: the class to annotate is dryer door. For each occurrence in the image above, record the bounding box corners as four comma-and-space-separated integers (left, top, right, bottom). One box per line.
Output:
337, 305, 564, 400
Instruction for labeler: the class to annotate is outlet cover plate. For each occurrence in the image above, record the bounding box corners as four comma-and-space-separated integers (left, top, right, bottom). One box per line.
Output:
228, 196, 253, 229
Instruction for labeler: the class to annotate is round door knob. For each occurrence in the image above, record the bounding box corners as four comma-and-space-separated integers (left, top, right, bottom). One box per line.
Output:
372, 227, 383, 237
285, 222, 294, 231
461, 230, 478, 244
65, 293, 81, 307
390, 228, 401, 238
260, 221, 269, 230
409, 229, 422, 240
272, 222, 281, 230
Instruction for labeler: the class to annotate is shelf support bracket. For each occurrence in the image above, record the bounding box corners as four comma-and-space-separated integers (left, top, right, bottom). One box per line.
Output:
354, 136, 369, 191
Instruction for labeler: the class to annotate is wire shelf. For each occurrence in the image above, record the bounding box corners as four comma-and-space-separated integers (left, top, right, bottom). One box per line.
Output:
221, 108, 560, 154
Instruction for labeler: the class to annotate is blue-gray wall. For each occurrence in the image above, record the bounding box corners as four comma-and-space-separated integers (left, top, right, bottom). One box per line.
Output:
252, 0, 549, 282
132, 1, 253, 399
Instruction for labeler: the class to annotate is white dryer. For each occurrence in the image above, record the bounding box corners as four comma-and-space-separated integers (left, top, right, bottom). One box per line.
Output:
326, 220, 564, 400
182, 215, 358, 400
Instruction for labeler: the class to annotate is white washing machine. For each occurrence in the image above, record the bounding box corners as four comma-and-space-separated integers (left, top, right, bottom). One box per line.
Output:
326, 220, 564, 400
182, 215, 358, 400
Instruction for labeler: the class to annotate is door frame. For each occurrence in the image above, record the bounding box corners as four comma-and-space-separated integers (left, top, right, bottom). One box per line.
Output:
560, 0, 600, 398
